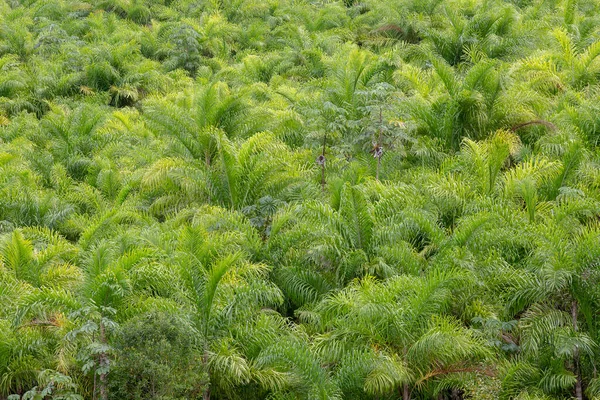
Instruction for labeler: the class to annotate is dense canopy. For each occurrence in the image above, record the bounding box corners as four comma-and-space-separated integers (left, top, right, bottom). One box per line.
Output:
1, 0, 600, 399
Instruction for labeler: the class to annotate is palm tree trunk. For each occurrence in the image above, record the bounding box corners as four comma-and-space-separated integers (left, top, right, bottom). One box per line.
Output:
202, 349, 210, 400
572, 300, 583, 400
99, 321, 108, 400
403, 383, 410, 400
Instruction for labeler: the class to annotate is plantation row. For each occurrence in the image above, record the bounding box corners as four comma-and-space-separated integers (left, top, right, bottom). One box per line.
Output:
1, 0, 600, 399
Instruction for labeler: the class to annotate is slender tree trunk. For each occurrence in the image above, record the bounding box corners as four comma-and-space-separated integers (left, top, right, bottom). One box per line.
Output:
401, 347, 410, 400
376, 107, 383, 181
202, 348, 210, 400
99, 321, 108, 400
572, 300, 583, 400
320, 134, 327, 191
91, 330, 97, 400
93, 367, 97, 400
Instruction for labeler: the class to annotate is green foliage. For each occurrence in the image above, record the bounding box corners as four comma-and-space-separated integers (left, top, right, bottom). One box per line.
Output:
1, 0, 600, 399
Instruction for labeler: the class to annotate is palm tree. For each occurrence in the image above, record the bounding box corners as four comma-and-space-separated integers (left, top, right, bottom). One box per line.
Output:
141, 129, 301, 214
425, 3, 531, 65
142, 81, 283, 214
174, 223, 284, 400
269, 178, 448, 307
504, 214, 600, 400
303, 271, 491, 399
38, 104, 108, 182
254, 334, 343, 400
502, 155, 561, 223
144, 81, 262, 151
459, 130, 522, 195
397, 58, 511, 150
0, 227, 80, 398
551, 28, 600, 89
